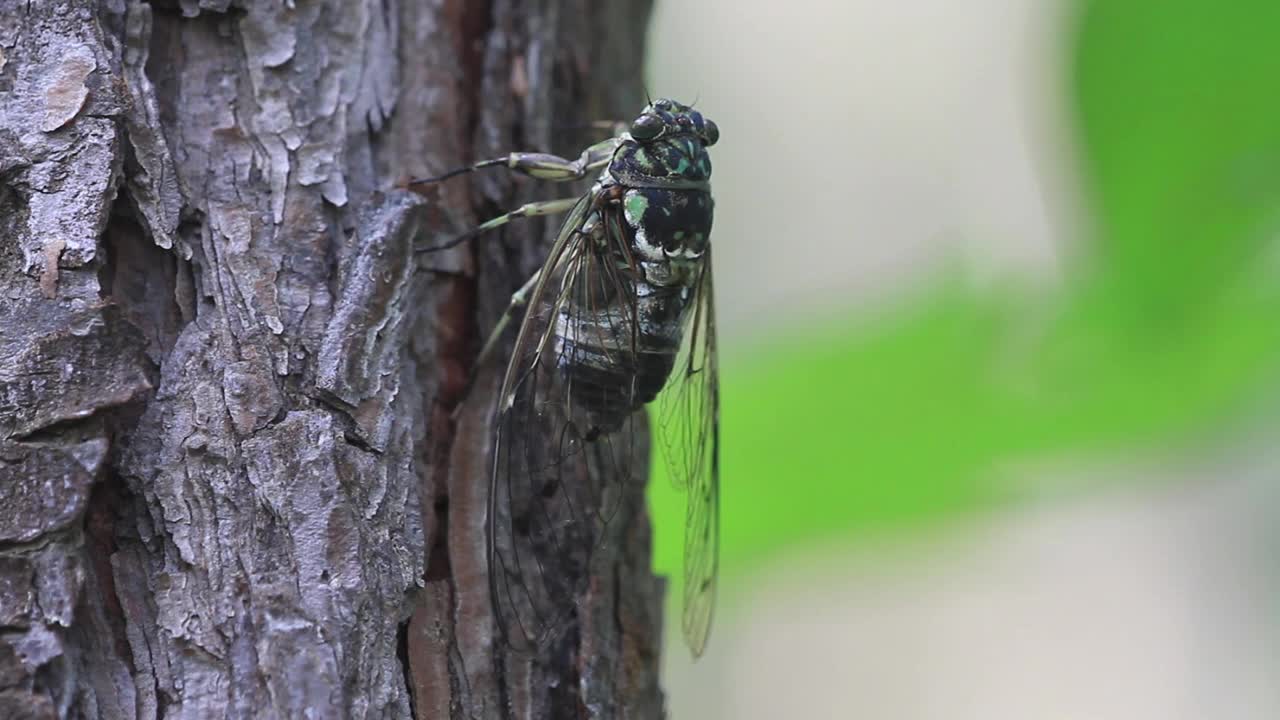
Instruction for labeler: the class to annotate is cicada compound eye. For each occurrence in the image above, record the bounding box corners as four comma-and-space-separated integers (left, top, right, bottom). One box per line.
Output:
702, 119, 719, 146
630, 114, 664, 141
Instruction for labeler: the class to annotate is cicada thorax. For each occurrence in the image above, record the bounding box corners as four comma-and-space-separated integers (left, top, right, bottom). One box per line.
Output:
552, 183, 713, 433
610, 128, 713, 187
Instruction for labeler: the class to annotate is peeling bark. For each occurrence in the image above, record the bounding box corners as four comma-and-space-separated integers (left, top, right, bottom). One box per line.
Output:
0, 1, 660, 718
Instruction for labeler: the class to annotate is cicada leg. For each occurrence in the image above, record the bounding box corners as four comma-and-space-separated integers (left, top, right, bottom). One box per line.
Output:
476, 268, 541, 370
407, 137, 618, 186
448, 267, 541, 420
415, 197, 582, 253
412, 137, 617, 253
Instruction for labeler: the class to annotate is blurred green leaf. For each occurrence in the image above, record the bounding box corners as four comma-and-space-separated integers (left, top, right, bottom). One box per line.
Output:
1072, 0, 1280, 327
651, 281, 1280, 580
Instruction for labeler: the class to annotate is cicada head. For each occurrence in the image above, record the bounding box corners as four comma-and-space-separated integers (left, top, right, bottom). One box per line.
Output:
613, 98, 717, 186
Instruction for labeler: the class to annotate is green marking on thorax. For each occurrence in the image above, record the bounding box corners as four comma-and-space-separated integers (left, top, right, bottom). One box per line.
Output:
624, 191, 649, 225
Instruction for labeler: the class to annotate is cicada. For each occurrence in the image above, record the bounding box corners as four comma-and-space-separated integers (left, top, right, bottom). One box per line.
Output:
414, 98, 719, 657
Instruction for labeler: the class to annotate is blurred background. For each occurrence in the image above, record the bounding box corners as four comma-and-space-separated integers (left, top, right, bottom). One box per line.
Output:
643, 1, 1280, 717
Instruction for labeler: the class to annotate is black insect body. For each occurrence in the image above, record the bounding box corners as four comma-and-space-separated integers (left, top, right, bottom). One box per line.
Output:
413, 98, 720, 657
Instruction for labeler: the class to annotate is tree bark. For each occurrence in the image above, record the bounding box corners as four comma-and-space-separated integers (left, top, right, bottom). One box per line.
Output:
0, 1, 661, 718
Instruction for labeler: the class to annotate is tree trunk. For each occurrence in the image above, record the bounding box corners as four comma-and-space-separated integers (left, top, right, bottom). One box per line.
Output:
0, 1, 662, 718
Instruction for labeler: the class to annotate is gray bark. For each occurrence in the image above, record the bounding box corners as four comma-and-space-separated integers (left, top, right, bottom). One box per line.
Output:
0, 1, 661, 718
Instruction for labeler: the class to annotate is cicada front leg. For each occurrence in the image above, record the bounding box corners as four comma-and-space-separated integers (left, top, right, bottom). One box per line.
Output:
411, 137, 618, 254
407, 137, 618, 187
415, 197, 582, 254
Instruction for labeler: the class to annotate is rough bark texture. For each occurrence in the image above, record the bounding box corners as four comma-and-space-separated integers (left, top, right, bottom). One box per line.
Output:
0, 1, 661, 718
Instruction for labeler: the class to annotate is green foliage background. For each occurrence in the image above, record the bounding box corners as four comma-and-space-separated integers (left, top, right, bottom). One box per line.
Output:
649, 0, 1280, 587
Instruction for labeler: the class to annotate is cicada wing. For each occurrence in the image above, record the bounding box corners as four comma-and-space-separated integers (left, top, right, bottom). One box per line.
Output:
488, 197, 648, 653
655, 253, 720, 657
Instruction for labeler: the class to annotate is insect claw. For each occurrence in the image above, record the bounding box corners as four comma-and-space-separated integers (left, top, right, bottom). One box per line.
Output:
405, 167, 470, 187
414, 230, 476, 254
406, 158, 506, 187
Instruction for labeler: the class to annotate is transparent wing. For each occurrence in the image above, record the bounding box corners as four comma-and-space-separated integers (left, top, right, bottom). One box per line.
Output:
656, 252, 720, 657
488, 196, 648, 653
